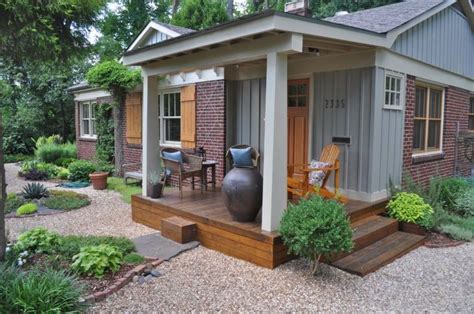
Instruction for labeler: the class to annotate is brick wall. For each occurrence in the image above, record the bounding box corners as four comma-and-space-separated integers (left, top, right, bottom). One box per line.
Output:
75, 96, 113, 160
196, 80, 226, 181
402, 75, 471, 186
120, 98, 142, 168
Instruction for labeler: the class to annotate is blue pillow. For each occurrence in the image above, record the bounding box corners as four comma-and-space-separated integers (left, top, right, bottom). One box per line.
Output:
230, 147, 253, 167
163, 151, 183, 163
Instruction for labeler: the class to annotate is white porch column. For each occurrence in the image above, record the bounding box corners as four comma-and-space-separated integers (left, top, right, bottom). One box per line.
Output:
141, 73, 160, 196
261, 52, 288, 232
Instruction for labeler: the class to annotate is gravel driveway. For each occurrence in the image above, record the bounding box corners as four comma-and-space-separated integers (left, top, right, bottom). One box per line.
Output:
5, 163, 154, 240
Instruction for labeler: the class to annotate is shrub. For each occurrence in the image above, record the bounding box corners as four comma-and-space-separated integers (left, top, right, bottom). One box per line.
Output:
123, 253, 145, 265
22, 182, 49, 199
55, 157, 76, 168
279, 196, 353, 274
36, 142, 77, 164
387, 192, 433, 225
96, 103, 115, 164
34, 134, 63, 149
5, 193, 26, 214
4, 154, 33, 163
0, 264, 85, 313
16, 203, 38, 216
68, 160, 96, 182
439, 224, 473, 241
429, 177, 470, 211
57, 235, 135, 259
71, 244, 123, 278
454, 189, 474, 217
14, 227, 62, 254
43, 190, 90, 210
57, 167, 70, 180
19, 160, 59, 180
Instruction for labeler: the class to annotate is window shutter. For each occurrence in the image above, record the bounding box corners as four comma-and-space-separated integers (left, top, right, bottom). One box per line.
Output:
180, 85, 196, 148
126, 92, 142, 145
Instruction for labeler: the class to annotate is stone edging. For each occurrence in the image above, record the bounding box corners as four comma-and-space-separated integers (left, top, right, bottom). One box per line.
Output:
83, 259, 164, 303
424, 241, 464, 249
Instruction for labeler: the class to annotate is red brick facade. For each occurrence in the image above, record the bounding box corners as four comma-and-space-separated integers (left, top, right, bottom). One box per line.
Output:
402, 75, 471, 186
196, 80, 227, 181
76, 80, 227, 182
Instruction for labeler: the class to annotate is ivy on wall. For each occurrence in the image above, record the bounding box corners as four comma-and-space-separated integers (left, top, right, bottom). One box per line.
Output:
95, 103, 114, 164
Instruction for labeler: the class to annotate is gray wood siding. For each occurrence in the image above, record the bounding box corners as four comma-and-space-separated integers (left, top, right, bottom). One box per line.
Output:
226, 79, 266, 171
391, 6, 474, 79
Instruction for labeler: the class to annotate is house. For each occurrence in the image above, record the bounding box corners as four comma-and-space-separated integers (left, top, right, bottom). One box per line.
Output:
71, 0, 474, 272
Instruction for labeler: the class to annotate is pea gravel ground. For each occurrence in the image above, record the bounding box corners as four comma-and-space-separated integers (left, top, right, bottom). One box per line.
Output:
5, 163, 474, 312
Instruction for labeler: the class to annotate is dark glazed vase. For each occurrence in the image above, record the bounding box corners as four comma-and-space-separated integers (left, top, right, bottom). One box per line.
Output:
222, 166, 263, 222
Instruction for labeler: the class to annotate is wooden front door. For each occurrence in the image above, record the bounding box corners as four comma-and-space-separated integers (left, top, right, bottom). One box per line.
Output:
288, 79, 309, 166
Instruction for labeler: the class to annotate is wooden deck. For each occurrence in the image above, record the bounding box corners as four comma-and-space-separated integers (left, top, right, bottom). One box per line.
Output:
131, 187, 388, 269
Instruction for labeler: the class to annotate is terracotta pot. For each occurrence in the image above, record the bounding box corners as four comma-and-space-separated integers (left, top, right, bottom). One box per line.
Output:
222, 166, 263, 222
147, 183, 163, 199
89, 172, 108, 190
400, 221, 427, 236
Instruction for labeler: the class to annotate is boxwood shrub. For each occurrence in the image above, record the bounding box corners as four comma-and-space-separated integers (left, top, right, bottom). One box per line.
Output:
68, 160, 96, 182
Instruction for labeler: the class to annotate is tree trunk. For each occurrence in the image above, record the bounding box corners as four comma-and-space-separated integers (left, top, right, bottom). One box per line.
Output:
60, 100, 68, 141
113, 100, 124, 176
172, 0, 180, 14
227, 0, 233, 18
0, 112, 7, 261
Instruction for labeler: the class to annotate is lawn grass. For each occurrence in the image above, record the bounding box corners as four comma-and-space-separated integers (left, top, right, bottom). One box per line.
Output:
107, 177, 142, 204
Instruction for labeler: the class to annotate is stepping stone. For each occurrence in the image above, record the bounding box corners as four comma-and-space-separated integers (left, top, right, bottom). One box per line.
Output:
132, 233, 199, 261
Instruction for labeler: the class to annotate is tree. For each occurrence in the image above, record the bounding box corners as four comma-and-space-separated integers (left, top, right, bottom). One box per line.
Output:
172, 0, 229, 30
86, 60, 142, 173
0, 0, 106, 261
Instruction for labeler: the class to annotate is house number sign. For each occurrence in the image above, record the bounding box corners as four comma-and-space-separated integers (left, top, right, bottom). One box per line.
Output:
324, 99, 345, 109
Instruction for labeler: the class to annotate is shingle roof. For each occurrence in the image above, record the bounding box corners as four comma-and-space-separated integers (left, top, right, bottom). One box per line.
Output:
325, 0, 446, 33
153, 21, 195, 35
67, 81, 90, 92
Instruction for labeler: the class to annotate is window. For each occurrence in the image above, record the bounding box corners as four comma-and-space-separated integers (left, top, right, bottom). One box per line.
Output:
288, 80, 308, 107
384, 73, 403, 109
469, 97, 474, 131
159, 91, 181, 145
80, 101, 97, 138
412, 84, 444, 154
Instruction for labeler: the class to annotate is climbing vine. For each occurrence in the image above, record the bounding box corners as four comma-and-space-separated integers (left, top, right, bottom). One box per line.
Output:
95, 103, 114, 164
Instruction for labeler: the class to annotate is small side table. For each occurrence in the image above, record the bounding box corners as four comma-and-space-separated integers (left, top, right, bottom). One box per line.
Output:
201, 160, 217, 191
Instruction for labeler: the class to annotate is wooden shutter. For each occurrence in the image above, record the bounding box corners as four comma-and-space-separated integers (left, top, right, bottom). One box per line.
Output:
126, 92, 142, 145
180, 85, 196, 148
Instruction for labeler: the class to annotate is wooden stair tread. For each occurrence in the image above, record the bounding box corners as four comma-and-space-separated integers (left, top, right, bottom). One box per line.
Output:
331, 231, 425, 276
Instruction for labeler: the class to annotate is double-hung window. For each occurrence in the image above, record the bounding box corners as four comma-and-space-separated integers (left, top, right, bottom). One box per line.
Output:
159, 91, 181, 145
469, 97, 474, 131
412, 84, 444, 154
384, 72, 403, 109
80, 101, 97, 138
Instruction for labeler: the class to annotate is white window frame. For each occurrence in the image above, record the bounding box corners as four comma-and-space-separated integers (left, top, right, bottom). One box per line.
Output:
469, 96, 474, 132
412, 82, 445, 157
158, 89, 181, 147
383, 71, 405, 110
80, 101, 97, 139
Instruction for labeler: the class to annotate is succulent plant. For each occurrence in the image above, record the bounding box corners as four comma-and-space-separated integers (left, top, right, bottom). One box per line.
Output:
22, 182, 49, 199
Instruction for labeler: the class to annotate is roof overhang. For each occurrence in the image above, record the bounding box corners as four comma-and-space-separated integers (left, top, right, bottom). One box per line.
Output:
123, 11, 386, 67
459, 0, 474, 29
127, 21, 185, 52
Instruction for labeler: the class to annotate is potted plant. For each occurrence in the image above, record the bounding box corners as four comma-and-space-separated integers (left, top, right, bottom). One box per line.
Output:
147, 171, 163, 199
89, 162, 113, 190
387, 192, 433, 236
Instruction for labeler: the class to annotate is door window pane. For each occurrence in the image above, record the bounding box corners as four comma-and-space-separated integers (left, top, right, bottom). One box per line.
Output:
298, 83, 307, 95
298, 96, 307, 107
288, 97, 297, 107
288, 85, 297, 96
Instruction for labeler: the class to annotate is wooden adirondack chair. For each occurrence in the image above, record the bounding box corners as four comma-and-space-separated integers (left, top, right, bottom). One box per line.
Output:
287, 144, 347, 203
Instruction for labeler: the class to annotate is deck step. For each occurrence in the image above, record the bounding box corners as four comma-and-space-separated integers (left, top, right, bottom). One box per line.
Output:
331, 231, 425, 276
346, 199, 389, 223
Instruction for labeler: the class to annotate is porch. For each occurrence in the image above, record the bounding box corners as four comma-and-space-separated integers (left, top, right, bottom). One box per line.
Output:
131, 187, 394, 271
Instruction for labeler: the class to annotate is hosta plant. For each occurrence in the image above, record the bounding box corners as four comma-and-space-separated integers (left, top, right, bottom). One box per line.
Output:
71, 244, 123, 278
22, 182, 49, 199
279, 196, 353, 275
14, 227, 62, 254
387, 192, 433, 226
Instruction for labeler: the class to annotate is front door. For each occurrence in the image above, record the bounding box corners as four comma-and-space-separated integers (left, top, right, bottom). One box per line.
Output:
288, 79, 309, 167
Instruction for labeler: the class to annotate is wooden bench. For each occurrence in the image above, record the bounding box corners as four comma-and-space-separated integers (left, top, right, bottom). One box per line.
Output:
161, 216, 197, 244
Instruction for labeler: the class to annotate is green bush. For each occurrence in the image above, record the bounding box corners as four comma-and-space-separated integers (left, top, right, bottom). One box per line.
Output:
432, 206, 474, 241
439, 224, 473, 241
14, 227, 62, 254
123, 252, 145, 265
57, 235, 135, 259
5, 193, 26, 214
55, 157, 77, 167
16, 203, 38, 216
387, 192, 433, 226
96, 103, 115, 164
34, 134, 63, 149
57, 167, 70, 180
429, 177, 470, 210
279, 196, 353, 274
454, 189, 474, 217
36, 142, 77, 164
22, 182, 49, 199
19, 160, 60, 180
71, 244, 123, 278
4, 154, 33, 163
43, 190, 90, 210
68, 160, 96, 182
0, 264, 85, 313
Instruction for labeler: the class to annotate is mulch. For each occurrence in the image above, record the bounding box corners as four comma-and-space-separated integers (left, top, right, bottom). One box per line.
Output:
424, 232, 465, 248
80, 264, 136, 294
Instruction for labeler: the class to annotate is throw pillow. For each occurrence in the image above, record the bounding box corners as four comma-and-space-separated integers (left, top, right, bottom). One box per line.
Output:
230, 147, 253, 167
308, 160, 331, 186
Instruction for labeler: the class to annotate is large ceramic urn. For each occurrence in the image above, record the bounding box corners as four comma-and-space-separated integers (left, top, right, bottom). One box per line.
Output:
222, 166, 263, 222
